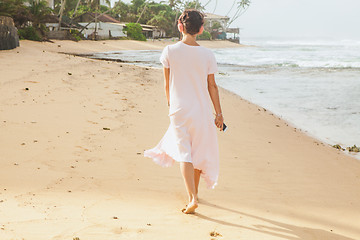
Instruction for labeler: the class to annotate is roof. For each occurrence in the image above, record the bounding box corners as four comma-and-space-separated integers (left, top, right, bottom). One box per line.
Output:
44, 14, 83, 29
73, 12, 120, 23
204, 13, 230, 21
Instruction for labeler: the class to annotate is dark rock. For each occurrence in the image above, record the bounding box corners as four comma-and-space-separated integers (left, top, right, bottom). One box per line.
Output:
0, 16, 19, 50
347, 145, 360, 152
332, 144, 343, 150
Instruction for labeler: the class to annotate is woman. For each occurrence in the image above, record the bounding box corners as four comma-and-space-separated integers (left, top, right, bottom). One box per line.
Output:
144, 9, 224, 214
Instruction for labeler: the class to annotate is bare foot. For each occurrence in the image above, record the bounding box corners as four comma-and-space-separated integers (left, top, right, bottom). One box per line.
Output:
181, 201, 198, 214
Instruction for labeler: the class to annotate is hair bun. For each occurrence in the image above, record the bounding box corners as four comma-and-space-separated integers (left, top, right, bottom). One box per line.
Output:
178, 9, 204, 35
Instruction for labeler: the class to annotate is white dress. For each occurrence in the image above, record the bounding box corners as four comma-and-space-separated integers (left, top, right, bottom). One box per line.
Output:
144, 41, 219, 188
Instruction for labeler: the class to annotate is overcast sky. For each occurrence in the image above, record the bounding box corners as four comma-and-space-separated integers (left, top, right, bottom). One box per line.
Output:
119, 0, 360, 40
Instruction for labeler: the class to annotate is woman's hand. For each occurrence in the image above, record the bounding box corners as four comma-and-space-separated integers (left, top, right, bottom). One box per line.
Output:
215, 114, 224, 131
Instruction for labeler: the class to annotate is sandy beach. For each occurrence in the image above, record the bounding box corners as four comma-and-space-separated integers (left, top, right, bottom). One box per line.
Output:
1, 39, 360, 240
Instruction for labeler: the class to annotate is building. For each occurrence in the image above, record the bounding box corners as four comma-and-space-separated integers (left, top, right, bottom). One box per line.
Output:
72, 13, 164, 40
204, 13, 230, 31
73, 12, 126, 39
204, 13, 239, 42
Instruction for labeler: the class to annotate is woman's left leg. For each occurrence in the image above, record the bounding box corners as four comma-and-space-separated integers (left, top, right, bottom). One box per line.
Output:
194, 169, 201, 196
180, 162, 198, 214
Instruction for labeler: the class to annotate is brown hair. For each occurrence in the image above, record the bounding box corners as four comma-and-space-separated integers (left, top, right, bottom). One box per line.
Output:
178, 9, 204, 35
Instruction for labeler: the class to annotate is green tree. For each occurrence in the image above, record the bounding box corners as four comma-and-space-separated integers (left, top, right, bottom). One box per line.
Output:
27, 0, 53, 29
123, 22, 146, 41
0, 0, 30, 28
225, 0, 251, 28
197, 30, 211, 40
182, 0, 204, 10
109, 1, 131, 21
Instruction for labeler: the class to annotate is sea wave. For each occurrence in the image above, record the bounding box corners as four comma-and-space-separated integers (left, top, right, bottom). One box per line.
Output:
217, 60, 360, 69
241, 38, 360, 47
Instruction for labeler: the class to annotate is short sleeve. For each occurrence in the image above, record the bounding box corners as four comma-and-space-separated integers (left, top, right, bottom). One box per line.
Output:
160, 45, 170, 68
207, 50, 218, 74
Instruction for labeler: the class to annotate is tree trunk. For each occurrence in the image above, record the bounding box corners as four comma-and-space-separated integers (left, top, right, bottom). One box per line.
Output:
58, 0, 67, 30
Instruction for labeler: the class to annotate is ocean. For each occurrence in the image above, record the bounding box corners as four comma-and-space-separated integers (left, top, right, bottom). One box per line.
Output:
89, 38, 360, 159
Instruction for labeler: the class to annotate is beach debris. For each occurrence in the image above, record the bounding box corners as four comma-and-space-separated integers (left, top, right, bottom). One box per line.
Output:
103, 127, 110, 130
347, 145, 360, 152
14, 163, 18, 166
147, 223, 151, 226
68, 72, 72, 75
21, 143, 25, 145
25, 87, 29, 90
113, 216, 118, 219
73, 237, 80, 240
332, 144, 345, 151
210, 231, 222, 237
276, 125, 280, 127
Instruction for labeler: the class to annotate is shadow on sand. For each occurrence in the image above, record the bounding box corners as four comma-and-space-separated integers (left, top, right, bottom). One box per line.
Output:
195, 200, 355, 240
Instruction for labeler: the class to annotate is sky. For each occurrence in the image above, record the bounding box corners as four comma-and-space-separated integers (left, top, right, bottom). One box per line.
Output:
118, 0, 360, 40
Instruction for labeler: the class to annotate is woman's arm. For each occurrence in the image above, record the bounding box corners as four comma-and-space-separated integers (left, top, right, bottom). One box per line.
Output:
207, 74, 224, 130
163, 67, 170, 106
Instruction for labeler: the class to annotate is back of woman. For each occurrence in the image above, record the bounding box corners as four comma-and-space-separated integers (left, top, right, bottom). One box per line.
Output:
144, 9, 224, 214
161, 42, 218, 117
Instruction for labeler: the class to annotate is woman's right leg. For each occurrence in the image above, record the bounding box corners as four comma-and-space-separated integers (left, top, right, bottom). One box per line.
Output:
180, 162, 198, 214
194, 169, 201, 196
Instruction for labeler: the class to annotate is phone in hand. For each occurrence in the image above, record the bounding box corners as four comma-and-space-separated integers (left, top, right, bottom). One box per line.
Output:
222, 123, 227, 132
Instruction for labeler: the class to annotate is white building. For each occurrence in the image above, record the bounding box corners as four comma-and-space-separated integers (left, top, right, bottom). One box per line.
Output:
204, 13, 230, 30
78, 22, 126, 39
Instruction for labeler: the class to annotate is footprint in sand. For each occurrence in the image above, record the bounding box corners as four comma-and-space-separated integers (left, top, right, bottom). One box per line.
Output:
210, 230, 222, 237
75, 146, 89, 151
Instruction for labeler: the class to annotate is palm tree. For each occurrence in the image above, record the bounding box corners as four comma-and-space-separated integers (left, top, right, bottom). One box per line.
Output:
226, 0, 250, 27
27, 0, 53, 28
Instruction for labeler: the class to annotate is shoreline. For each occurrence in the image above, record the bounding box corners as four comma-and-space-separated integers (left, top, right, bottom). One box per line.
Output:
1, 40, 360, 240
63, 46, 360, 161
